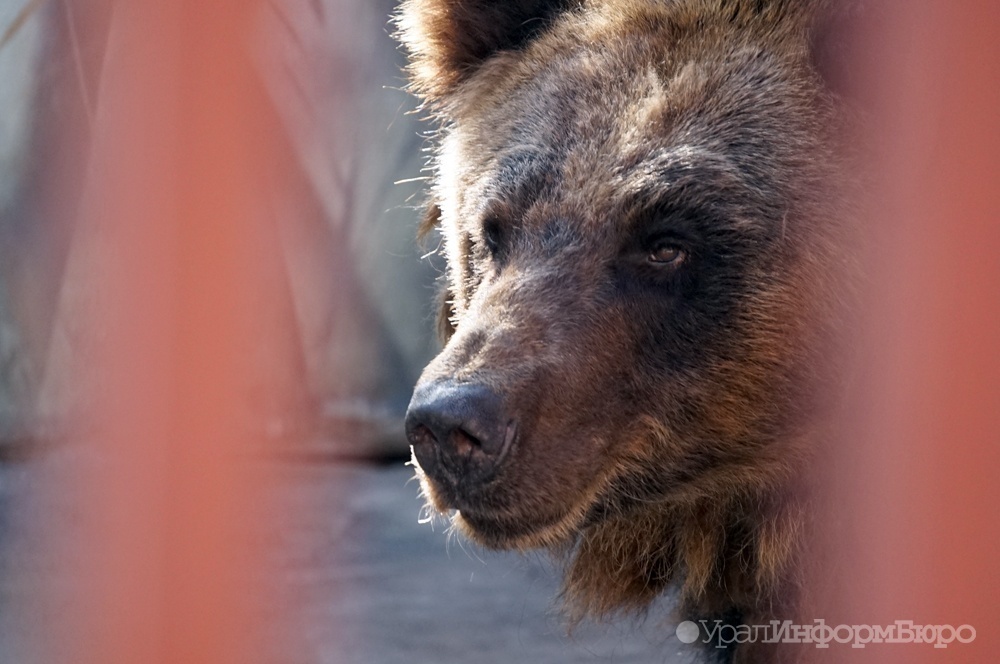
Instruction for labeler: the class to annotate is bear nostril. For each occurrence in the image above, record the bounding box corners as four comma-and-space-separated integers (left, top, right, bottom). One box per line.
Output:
450, 428, 479, 458
407, 422, 437, 447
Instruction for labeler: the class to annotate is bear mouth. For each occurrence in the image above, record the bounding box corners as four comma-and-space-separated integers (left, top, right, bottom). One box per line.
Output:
412, 446, 607, 551
451, 498, 592, 551
454, 507, 572, 549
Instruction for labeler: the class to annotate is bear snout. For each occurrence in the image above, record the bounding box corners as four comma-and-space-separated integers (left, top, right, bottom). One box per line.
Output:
405, 380, 516, 495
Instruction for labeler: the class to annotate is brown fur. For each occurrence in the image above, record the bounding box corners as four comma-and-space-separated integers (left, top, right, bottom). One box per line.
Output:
397, 2, 858, 661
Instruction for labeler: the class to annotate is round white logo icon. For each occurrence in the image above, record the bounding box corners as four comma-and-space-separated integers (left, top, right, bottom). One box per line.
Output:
676, 620, 700, 644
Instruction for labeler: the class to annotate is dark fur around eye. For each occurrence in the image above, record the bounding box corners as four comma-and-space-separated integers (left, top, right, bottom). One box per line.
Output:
483, 216, 503, 256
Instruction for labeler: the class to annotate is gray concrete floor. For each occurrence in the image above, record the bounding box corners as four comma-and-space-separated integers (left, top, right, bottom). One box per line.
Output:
0, 447, 701, 663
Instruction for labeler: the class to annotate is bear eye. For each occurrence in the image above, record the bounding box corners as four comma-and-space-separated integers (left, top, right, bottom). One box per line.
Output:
647, 243, 686, 266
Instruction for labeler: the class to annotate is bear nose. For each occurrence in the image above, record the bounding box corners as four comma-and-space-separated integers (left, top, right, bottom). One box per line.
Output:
405, 381, 514, 482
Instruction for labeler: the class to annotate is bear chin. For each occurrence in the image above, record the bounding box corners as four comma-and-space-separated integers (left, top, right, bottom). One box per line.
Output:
414, 458, 599, 552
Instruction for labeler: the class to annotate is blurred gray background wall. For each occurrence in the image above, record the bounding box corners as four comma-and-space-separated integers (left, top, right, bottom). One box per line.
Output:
0, 0, 44, 446
0, 0, 438, 458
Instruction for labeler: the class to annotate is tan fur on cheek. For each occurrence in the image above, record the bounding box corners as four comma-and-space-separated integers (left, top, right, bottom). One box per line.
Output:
755, 502, 805, 595
562, 513, 680, 622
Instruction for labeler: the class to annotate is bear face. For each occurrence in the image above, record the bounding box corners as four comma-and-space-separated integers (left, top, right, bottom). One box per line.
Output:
399, 0, 856, 639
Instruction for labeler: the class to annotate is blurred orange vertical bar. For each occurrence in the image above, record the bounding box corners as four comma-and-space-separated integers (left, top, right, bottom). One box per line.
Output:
914, 4, 1000, 659
78, 0, 275, 662
167, 0, 270, 662
833, 0, 1000, 662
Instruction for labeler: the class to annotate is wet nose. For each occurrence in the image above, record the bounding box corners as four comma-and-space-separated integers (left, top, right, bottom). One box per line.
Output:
405, 381, 513, 483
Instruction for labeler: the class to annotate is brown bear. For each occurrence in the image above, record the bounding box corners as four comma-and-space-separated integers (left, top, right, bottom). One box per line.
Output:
397, 1, 858, 661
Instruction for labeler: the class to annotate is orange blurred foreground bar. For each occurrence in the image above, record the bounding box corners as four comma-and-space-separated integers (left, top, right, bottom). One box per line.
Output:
822, 1, 1000, 662
75, 1, 280, 663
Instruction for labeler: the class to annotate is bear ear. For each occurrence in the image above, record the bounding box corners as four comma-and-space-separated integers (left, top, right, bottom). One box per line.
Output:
396, 0, 573, 104
416, 202, 457, 341
435, 284, 458, 343
417, 200, 441, 240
